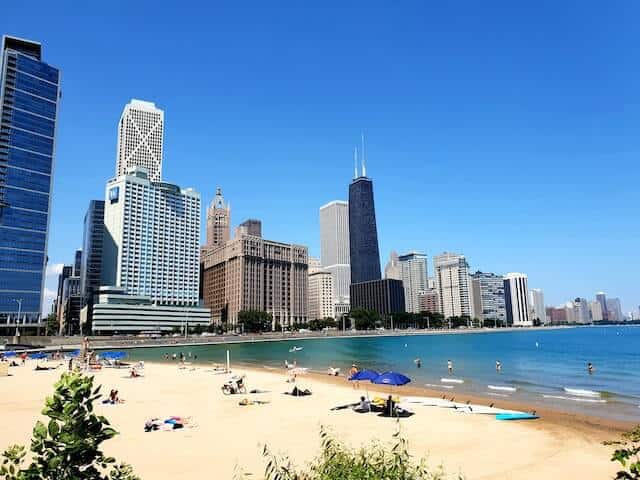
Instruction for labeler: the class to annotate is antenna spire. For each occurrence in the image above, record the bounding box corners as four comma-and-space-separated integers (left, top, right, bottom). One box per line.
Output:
353, 146, 358, 179
361, 132, 366, 177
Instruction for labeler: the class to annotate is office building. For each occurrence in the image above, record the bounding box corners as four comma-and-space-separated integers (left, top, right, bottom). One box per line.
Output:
91, 287, 209, 334
528, 288, 545, 324
399, 252, 428, 313
418, 288, 439, 313
0, 36, 61, 324
471, 271, 506, 324
54, 265, 73, 324
595, 292, 608, 321
102, 167, 201, 307
60, 276, 81, 335
236, 218, 261, 238
308, 256, 322, 274
116, 99, 164, 182
349, 158, 381, 284
589, 301, 603, 322
384, 251, 402, 280
350, 278, 405, 318
206, 187, 230, 248
433, 252, 473, 318
503, 272, 531, 326
201, 234, 308, 327
606, 298, 623, 322
319, 200, 350, 302
79, 200, 105, 307
571, 297, 590, 323
308, 268, 334, 320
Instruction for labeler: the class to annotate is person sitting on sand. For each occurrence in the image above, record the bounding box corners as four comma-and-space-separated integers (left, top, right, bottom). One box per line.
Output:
384, 395, 395, 417
353, 396, 371, 413
130, 367, 141, 378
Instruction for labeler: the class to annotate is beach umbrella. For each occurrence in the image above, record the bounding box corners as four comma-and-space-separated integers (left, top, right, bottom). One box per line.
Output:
29, 352, 47, 360
349, 369, 380, 381
372, 371, 411, 386
100, 351, 126, 360
2, 351, 16, 358
66, 349, 80, 358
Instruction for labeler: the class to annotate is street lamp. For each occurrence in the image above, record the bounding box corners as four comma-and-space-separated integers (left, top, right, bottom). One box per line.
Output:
13, 298, 22, 337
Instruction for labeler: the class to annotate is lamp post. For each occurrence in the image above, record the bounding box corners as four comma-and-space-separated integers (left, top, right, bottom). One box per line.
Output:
13, 298, 22, 337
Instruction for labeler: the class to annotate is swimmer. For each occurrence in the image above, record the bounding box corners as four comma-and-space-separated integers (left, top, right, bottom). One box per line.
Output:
496, 360, 502, 373
414, 358, 422, 368
447, 359, 453, 374
587, 362, 594, 374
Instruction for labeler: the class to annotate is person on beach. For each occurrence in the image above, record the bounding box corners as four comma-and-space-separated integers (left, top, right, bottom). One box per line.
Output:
353, 396, 370, 413
349, 364, 359, 389
587, 362, 594, 374
414, 358, 422, 368
447, 360, 453, 374
68, 358, 73, 372
496, 360, 502, 373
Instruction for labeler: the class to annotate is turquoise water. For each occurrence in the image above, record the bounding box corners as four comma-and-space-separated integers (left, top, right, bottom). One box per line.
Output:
125, 326, 640, 422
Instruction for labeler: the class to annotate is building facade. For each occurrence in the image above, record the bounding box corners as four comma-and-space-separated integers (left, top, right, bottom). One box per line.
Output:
60, 276, 81, 335
0, 36, 61, 324
418, 288, 439, 313
206, 187, 230, 248
399, 252, 428, 313
503, 272, 531, 326
54, 265, 72, 324
348, 176, 381, 284
237, 218, 261, 237
350, 278, 405, 318
79, 200, 105, 306
384, 251, 402, 281
308, 269, 334, 320
319, 200, 350, 302
595, 292, 608, 321
433, 252, 473, 318
589, 300, 603, 321
528, 288, 545, 324
116, 99, 164, 182
471, 271, 506, 324
102, 167, 201, 307
201, 234, 308, 327
606, 298, 623, 322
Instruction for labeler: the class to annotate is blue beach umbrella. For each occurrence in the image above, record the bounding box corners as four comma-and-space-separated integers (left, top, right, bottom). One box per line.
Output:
29, 352, 47, 360
349, 369, 380, 381
372, 371, 411, 386
100, 351, 126, 360
2, 351, 16, 358
66, 349, 80, 358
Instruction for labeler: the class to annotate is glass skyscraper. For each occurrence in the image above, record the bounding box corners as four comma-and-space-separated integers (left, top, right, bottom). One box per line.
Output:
348, 176, 381, 284
0, 36, 61, 323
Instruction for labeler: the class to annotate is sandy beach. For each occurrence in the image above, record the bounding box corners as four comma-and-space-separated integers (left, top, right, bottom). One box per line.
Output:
0, 360, 628, 479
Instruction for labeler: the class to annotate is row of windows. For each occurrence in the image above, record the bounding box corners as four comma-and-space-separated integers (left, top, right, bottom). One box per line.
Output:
5, 147, 52, 174
9, 128, 54, 156
9, 108, 55, 138
3, 187, 49, 212
14, 71, 58, 102
0, 227, 45, 251
0, 292, 41, 313
15, 54, 59, 84
0, 269, 43, 291
0, 207, 48, 231
13, 90, 57, 120
0, 249, 44, 270
6, 166, 51, 193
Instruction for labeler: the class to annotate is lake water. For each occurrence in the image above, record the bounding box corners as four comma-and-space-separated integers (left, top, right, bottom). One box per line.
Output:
125, 325, 640, 422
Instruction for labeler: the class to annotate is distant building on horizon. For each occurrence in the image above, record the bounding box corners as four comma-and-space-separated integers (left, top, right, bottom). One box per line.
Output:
384, 251, 402, 281
236, 218, 261, 238
606, 297, 623, 322
589, 300, 603, 322
595, 292, 608, 321
573, 297, 591, 324
399, 252, 428, 314
79, 200, 105, 325
116, 99, 164, 182
471, 271, 506, 325
528, 288, 545, 324
206, 187, 230, 248
0, 35, 61, 324
503, 272, 531, 326
433, 252, 473, 318
319, 200, 350, 304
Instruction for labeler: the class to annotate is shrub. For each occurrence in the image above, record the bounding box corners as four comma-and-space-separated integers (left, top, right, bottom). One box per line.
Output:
605, 425, 640, 479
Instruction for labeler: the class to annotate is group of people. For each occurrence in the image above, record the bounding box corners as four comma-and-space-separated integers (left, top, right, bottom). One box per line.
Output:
163, 352, 198, 362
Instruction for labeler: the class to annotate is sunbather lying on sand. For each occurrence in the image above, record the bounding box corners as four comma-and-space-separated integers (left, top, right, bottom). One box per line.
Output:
238, 398, 270, 406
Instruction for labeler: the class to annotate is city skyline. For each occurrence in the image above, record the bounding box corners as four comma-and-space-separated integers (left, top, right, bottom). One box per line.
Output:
4, 2, 637, 314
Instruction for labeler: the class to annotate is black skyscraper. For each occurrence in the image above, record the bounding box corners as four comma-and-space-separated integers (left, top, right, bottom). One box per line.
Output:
349, 173, 381, 284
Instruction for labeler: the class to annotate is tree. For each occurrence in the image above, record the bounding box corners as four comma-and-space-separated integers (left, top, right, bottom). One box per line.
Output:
349, 309, 380, 331
604, 425, 640, 479
0, 372, 138, 480
45, 313, 59, 336
237, 310, 273, 333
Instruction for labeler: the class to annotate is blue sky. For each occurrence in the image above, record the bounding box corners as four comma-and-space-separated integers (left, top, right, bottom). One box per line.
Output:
4, 1, 639, 314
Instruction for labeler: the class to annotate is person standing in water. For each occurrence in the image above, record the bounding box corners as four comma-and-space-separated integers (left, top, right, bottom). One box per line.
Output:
414, 358, 422, 368
496, 360, 502, 373
587, 362, 594, 374
447, 359, 453, 374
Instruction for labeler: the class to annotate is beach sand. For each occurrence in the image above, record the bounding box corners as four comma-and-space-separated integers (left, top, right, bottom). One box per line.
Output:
0, 361, 627, 479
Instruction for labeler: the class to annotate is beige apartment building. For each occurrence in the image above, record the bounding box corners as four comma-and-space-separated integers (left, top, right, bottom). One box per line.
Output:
201, 235, 308, 328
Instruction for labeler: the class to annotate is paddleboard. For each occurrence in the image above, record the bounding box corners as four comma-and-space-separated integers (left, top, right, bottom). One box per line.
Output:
496, 413, 539, 421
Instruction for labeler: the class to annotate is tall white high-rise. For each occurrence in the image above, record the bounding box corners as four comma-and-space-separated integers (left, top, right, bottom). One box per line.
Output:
319, 200, 350, 302
528, 288, 545, 324
116, 99, 164, 182
399, 252, 428, 313
308, 268, 335, 320
503, 273, 531, 326
433, 252, 473, 318
102, 167, 200, 306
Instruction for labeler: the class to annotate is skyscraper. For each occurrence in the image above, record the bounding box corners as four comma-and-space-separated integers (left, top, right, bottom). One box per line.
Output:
102, 167, 200, 306
206, 187, 230, 248
116, 99, 164, 182
384, 251, 402, 281
503, 273, 531, 326
606, 298, 623, 322
73, 249, 82, 276
399, 252, 428, 313
348, 158, 381, 284
319, 200, 350, 302
0, 36, 61, 324
528, 288, 545, 324
308, 268, 334, 320
471, 271, 506, 324
79, 200, 105, 307
595, 292, 608, 321
433, 252, 473, 318
237, 218, 261, 237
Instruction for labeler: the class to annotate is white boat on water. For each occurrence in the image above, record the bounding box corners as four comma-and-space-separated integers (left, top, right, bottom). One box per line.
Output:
289, 346, 303, 353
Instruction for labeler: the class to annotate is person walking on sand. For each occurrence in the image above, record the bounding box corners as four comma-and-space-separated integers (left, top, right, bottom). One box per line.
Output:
496, 360, 502, 373
447, 359, 453, 374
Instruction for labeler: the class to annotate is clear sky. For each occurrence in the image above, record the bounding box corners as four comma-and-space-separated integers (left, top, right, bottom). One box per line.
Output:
4, 1, 639, 314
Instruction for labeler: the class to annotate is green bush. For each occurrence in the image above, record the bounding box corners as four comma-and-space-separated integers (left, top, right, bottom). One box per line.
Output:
605, 425, 640, 479
0, 372, 139, 480
257, 426, 462, 480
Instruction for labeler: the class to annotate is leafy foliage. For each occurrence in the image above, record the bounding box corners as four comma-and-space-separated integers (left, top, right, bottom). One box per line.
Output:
260, 426, 462, 480
605, 425, 640, 479
238, 310, 273, 333
348, 309, 381, 331
0, 372, 139, 480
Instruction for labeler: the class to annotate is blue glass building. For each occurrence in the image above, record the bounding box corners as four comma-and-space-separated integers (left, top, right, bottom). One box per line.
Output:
348, 175, 381, 284
0, 36, 61, 324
